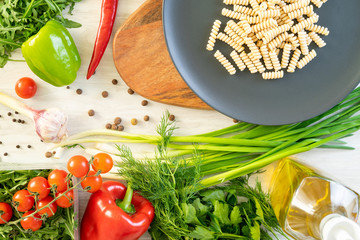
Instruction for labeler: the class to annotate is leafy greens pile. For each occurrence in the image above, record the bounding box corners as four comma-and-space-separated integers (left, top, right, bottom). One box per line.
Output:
0, 170, 76, 240
0, 0, 82, 67
117, 118, 288, 239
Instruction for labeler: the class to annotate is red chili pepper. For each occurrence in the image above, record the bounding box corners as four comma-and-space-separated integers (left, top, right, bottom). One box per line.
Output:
86, 0, 118, 79
80, 181, 154, 240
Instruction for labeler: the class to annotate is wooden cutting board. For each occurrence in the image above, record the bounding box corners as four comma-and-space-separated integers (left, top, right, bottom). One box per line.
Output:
112, 0, 211, 109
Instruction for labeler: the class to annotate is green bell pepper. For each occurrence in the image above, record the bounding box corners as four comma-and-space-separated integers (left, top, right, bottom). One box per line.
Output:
22, 20, 81, 87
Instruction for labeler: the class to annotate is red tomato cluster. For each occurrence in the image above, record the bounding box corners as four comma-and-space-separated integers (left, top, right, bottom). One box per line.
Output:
0, 152, 113, 232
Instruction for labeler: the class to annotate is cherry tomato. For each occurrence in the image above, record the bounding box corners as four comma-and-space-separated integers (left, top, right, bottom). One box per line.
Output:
48, 169, 69, 192
36, 196, 57, 218
21, 210, 42, 231
0, 202, 13, 224
92, 153, 113, 174
27, 176, 50, 200
15, 77, 37, 99
81, 171, 102, 193
12, 190, 34, 212
55, 190, 74, 208
67, 155, 89, 178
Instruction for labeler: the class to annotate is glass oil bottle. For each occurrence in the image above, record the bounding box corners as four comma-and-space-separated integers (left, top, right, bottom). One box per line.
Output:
266, 158, 360, 240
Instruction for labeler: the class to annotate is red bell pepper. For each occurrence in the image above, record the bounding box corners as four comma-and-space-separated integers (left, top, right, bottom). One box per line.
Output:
80, 181, 154, 240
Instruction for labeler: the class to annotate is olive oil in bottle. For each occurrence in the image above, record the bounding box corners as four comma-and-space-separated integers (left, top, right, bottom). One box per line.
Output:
268, 158, 360, 240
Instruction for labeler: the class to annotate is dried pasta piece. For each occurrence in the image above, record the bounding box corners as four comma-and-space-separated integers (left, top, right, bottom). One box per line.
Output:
310, 0, 323, 8
228, 20, 247, 38
269, 50, 281, 71
291, 14, 319, 33
244, 37, 262, 59
214, 50, 237, 75
305, 24, 329, 36
298, 30, 309, 55
263, 24, 291, 44
230, 50, 247, 71
281, 43, 292, 68
206, 20, 222, 51
222, 8, 245, 20
224, 26, 245, 46
259, 2, 268, 11
246, 15, 263, 24
297, 49, 317, 69
282, 0, 310, 13
239, 17, 252, 34
262, 70, 284, 79
252, 58, 266, 73
308, 32, 326, 47
249, 0, 261, 12
287, 5, 313, 19
287, 48, 301, 72
251, 18, 278, 33
257, 9, 281, 19
217, 32, 245, 52
239, 51, 258, 73
260, 45, 274, 70
233, 5, 257, 16
223, 0, 249, 5
287, 33, 300, 49
268, 32, 289, 49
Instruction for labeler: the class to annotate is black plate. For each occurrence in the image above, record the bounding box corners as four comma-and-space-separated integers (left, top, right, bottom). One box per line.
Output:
163, 0, 360, 125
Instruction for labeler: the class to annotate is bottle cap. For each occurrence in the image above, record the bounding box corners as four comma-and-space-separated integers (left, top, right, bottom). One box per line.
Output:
320, 214, 360, 240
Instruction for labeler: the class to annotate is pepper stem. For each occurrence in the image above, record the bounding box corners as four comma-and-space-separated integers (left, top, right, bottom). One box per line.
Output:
116, 184, 136, 214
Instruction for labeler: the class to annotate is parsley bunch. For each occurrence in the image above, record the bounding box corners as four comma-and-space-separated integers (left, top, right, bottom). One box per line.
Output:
0, 0, 82, 67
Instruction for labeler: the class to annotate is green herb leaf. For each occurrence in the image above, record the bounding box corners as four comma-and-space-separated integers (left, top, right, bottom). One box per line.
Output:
253, 198, 264, 222
250, 221, 261, 240
181, 203, 202, 225
189, 226, 215, 240
192, 198, 209, 217
213, 200, 231, 226
230, 206, 242, 225
200, 189, 225, 202
61, 19, 82, 28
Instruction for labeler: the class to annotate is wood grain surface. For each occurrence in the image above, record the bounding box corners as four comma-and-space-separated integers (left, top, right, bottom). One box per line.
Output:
112, 0, 211, 109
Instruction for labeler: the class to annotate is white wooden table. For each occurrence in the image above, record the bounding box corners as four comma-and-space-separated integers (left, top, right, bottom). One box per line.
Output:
0, 0, 359, 239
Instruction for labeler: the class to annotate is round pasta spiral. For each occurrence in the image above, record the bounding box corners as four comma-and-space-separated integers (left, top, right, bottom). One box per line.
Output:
305, 24, 329, 36
240, 51, 258, 73
239, 18, 253, 34
263, 24, 291, 44
260, 45, 274, 70
224, 26, 245, 46
230, 50, 246, 71
287, 33, 300, 49
308, 32, 326, 47
249, 0, 261, 12
298, 30, 309, 55
214, 50, 237, 75
259, 2, 268, 11
222, 8, 245, 20
282, 0, 310, 13
262, 70, 284, 79
297, 49, 317, 69
206, 20, 222, 51
228, 20, 247, 38
287, 48, 301, 72
287, 5, 313, 19
281, 43, 292, 68
268, 32, 288, 49
269, 50, 281, 71
310, 0, 323, 8
233, 5, 256, 16
244, 37, 262, 59
253, 58, 266, 73
251, 18, 278, 33
217, 32, 245, 52
291, 14, 319, 33
258, 9, 281, 19
223, 0, 249, 5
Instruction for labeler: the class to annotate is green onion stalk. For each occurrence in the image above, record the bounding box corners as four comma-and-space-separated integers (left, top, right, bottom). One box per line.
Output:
54, 88, 360, 189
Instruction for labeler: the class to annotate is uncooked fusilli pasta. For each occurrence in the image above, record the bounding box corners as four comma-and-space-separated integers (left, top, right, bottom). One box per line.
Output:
262, 70, 284, 79
297, 49, 317, 69
214, 50, 237, 75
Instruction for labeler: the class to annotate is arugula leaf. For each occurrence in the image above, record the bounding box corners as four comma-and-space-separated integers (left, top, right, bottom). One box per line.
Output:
189, 226, 215, 240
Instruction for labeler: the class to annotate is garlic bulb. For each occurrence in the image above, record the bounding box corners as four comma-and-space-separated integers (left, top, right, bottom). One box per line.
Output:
0, 92, 68, 143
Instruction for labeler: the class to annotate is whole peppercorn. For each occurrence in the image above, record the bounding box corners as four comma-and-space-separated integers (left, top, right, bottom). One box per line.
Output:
127, 88, 134, 95
12, 119, 16, 122
17, 119, 22, 123
88, 109, 95, 117
7, 112, 11, 116
111, 124, 117, 130
143, 115, 150, 121
4, 153, 8, 156
114, 117, 122, 125
112, 79, 118, 85
21, 120, 25, 124
102, 91, 109, 98
232, 119, 239, 123
15, 111, 19, 114
76, 89, 83, 95
117, 125, 124, 131
66, 86, 70, 89
16, 145, 20, 149
141, 100, 148, 106
105, 123, 112, 129
169, 114, 175, 121
45, 152, 52, 158
131, 118, 138, 125
27, 145, 31, 148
